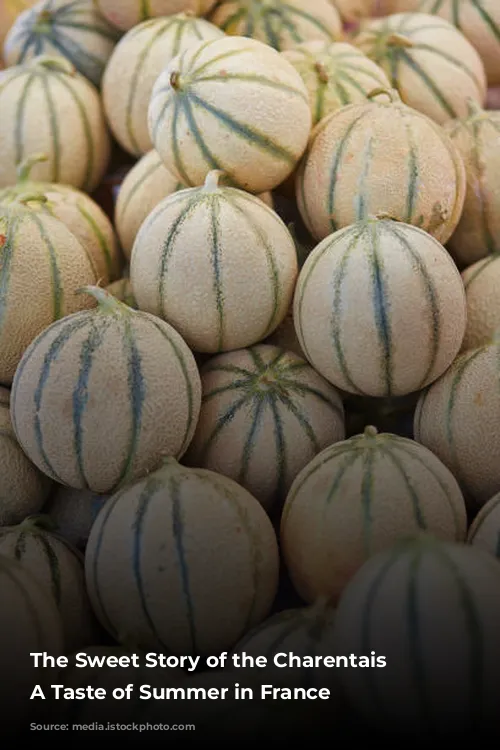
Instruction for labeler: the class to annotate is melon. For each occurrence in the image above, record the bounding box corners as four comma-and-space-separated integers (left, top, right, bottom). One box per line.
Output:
414, 340, 500, 510
4, 0, 120, 87
467, 492, 500, 557
102, 15, 224, 157
0, 201, 99, 385
293, 218, 467, 398
0, 154, 122, 284
10, 286, 202, 494
0, 55, 110, 191
332, 535, 500, 737
0, 386, 52, 525
334, 0, 378, 21
296, 89, 466, 243
130, 170, 298, 353
184, 344, 345, 513
354, 12, 487, 124
208, 0, 343, 51
148, 35, 312, 193
94, 0, 203, 32
443, 101, 500, 267
461, 254, 500, 351
0, 0, 37, 51
105, 277, 138, 309
43, 486, 109, 551
263, 306, 305, 359
281, 40, 391, 126
85, 457, 280, 656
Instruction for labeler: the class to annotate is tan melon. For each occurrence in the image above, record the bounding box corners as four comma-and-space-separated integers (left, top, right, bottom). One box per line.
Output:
148, 35, 312, 193
461, 255, 500, 351
10, 286, 202, 494
333, 0, 378, 22
354, 13, 487, 125
296, 88, 466, 243
467, 492, 500, 558
94, 0, 202, 31
0, 0, 38, 51
0, 55, 110, 191
443, 102, 500, 267
43, 486, 109, 551
105, 277, 138, 309
130, 170, 298, 353
294, 218, 467, 398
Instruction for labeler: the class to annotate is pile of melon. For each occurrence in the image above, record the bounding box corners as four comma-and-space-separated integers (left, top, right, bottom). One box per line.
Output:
1, 0, 500, 740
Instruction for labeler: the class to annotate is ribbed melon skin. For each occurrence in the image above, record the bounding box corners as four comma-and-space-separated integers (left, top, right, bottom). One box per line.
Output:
148, 36, 312, 193
461, 254, 500, 351
354, 13, 487, 125
10, 297, 202, 494
467, 492, 500, 557
130, 177, 298, 353
43, 486, 109, 551
332, 536, 500, 736
85, 459, 280, 656
4, 0, 120, 87
102, 15, 224, 156
0, 56, 110, 191
296, 95, 466, 243
414, 342, 500, 509
281, 430, 467, 604
94, 0, 201, 32
293, 219, 467, 398
184, 345, 345, 513
208, 0, 343, 51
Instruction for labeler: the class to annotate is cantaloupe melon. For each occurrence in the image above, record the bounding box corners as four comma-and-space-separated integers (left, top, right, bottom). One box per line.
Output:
10, 286, 202, 494
443, 101, 500, 267
332, 535, 500, 736
461, 254, 500, 351
43, 486, 108, 551
0, 201, 99, 385
94, 0, 204, 32
4, 0, 120, 87
467, 492, 500, 557
0, 0, 38, 51
263, 306, 305, 359
85, 457, 280, 656
184, 344, 345, 513
293, 218, 467, 398
102, 14, 224, 157
105, 277, 138, 309
354, 12, 487, 124
281, 40, 391, 126
130, 170, 298, 353
148, 35, 312, 193
414, 339, 500, 510
281, 427, 468, 604
0, 55, 110, 191
208, 0, 343, 51
296, 89, 466, 243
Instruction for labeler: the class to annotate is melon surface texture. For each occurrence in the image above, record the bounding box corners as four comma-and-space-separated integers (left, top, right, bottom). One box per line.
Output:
94, 0, 203, 31
467, 492, 500, 558
43, 486, 109, 552
461, 254, 500, 351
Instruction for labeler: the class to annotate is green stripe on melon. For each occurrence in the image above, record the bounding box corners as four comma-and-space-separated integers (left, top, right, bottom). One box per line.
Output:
467, 492, 500, 558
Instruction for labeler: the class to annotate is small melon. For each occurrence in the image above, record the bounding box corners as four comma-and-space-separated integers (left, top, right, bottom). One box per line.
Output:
461, 254, 500, 351
94, 0, 203, 32
467, 492, 500, 558
43, 486, 109, 551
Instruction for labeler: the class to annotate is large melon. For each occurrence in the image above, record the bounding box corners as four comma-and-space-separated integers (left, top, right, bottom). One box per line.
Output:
43, 486, 109, 551
281, 427, 467, 604
354, 12, 487, 124
0, 0, 37, 51
467, 492, 500, 557
184, 344, 345, 514
10, 286, 202, 494
4, 0, 120, 87
414, 340, 500, 510
94, 0, 203, 31
293, 218, 467, 398
443, 102, 500, 267
0, 201, 99, 385
148, 35, 312, 193
332, 535, 500, 737
130, 170, 298, 353
461, 254, 500, 351
85, 458, 280, 656
102, 14, 224, 156
0, 55, 110, 191
296, 89, 466, 243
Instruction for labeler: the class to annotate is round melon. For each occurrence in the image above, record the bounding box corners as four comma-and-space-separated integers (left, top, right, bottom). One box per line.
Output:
354, 12, 487, 125
296, 89, 466, 243
0, 516, 99, 652
0, 201, 99, 385
4, 0, 120, 87
94, 0, 203, 31
281, 40, 391, 126
332, 535, 500, 737
293, 218, 467, 398
281, 426, 468, 604
0, 55, 110, 191
10, 286, 202, 494
414, 340, 500, 510
102, 15, 224, 157
184, 344, 345, 513
85, 457, 280, 656
208, 0, 343, 51
0, 0, 37, 50
461, 254, 500, 351
130, 170, 298, 353
148, 35, 312, 193
0, 387, 52, 525
43, 486, 109, 551
105, 277, 138, 309
443, 101, 500, 267
467, 492, 500, 557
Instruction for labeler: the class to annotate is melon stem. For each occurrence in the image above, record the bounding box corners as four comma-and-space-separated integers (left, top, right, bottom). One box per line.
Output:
16, 153, 49, 183
170, 71, 182, 91
366, 87, 399, 103
364, 425, 378, 438
203, 170, 225, 191
465, 97, 485, 119
18, 513, 57, 533
314, 62, 329, 85
386, 33, 414, 49
16, 192, 48, 205
30, 55, 76, 76
76, 285, 129, 315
